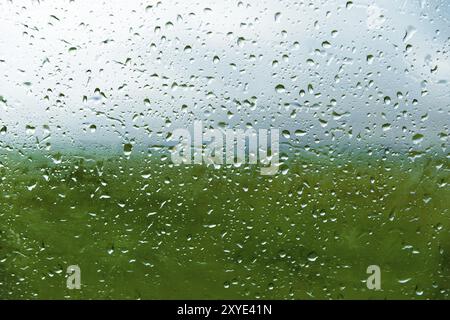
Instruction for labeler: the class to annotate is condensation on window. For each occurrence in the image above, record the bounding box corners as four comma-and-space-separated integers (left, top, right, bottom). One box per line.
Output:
0, 0, 449, 299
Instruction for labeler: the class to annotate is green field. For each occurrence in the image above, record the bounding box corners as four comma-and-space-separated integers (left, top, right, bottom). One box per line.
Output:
0, 150, 449, 299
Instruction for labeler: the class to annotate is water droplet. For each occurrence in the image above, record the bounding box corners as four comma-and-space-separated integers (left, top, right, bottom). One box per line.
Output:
307, 252, 318, 262
123, 143, 133, 156
275, 84, 285, 93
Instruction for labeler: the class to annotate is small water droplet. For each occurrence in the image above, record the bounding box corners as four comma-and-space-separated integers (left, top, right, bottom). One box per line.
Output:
275, 84, 285, 93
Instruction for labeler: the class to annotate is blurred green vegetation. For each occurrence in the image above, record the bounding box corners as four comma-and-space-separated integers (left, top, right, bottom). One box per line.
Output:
0, 151, 449, 299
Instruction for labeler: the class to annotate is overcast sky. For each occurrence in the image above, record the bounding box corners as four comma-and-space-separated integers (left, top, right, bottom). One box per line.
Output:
0, 0, 449, 155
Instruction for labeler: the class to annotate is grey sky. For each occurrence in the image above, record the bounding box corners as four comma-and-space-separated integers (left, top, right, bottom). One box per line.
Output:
0, 0, 449, 155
